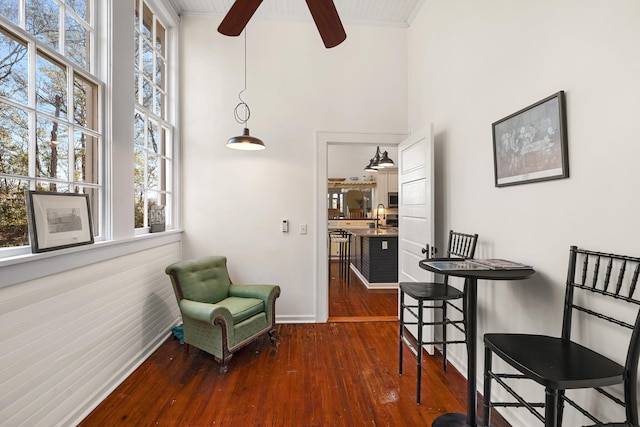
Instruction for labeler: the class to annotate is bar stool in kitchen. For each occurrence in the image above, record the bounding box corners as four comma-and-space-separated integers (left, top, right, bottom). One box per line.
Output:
399, 230, 478, 404
329, 229, 350, 283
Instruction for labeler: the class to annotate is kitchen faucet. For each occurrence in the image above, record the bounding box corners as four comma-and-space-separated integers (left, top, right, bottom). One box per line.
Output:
375, 203, 385, 228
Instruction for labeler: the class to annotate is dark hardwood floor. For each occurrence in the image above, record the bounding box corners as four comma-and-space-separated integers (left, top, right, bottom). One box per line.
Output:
328, 260, 397, 320
80, 261, 510, 426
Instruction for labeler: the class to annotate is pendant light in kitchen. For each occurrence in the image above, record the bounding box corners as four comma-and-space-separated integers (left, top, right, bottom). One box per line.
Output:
364, 146, 394, 170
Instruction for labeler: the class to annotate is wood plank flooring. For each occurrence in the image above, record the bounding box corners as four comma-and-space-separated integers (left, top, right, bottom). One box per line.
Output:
328, 260, 397, 320
80, 261, 511, 426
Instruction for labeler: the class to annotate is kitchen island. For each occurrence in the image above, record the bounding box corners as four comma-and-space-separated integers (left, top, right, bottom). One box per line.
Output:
349, 228, 398, 288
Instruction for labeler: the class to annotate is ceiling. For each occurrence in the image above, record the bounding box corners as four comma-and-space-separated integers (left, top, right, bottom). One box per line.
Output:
167, 0, 425, 27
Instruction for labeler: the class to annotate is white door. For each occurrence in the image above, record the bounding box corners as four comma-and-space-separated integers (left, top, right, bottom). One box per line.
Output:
397, 125, 435, 352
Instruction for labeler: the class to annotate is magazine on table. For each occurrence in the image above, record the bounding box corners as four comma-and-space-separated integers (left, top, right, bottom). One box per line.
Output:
424, 258, 532, 271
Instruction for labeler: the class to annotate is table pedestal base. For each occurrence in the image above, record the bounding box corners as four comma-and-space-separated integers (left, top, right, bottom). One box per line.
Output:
432, 412, 480, 427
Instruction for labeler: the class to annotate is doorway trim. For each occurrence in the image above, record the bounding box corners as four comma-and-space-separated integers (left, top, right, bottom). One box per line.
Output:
315, 131, 407, 322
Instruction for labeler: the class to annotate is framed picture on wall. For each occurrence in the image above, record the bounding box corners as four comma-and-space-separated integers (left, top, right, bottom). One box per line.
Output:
25, 191, 94, 253
492, 91, 569, 187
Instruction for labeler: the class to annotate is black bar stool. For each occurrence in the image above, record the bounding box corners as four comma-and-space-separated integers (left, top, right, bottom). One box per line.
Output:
399, 230, 478, 404
329, 229, 351, 282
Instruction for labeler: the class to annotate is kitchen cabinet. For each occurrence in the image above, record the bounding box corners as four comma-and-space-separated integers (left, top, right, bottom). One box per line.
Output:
374, 169, 398, 207
349, 229, 398, 287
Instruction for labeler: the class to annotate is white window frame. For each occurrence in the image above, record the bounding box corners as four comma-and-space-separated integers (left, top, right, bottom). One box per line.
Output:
133, 0, 177, 234
0, 0, 181, 290
0, 0, 103, 259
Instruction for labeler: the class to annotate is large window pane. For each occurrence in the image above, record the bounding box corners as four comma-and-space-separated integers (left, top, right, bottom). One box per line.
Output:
142, 76, 152, 110
134, 189, 144, 228
36, 181, 69, 192
36, 116, 69, 182
65, 13, 88, 68
147, 119, 158, 153
155, 21, 165, 56
0, 178, 29, 247
26, 0, 60, 51
73, 74, 97, 130
134, 111, 144, 147
134, 147, 144, 186
74, 130, 98, 183
0, 0, 19, 25
66, 0, 88, 22
0, 103, 29, 176
0, 28, 28, 105
147, 153, 158, 190
142, 38, 153, 79
36, 52, 68, 119
141, 2, 152, 41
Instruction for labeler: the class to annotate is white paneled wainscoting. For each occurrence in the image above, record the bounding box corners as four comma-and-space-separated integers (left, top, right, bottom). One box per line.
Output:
0, 241, 182, 426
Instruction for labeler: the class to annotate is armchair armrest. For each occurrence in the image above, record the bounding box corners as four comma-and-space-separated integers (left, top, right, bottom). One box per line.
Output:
229, 284, 281, 325
179, 299, 234, 326
229, 284, 279, 302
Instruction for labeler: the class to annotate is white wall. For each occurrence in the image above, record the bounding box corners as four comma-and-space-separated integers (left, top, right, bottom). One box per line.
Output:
0, 241, 181, 426
409, 0, 640, 425
327, 144, 397, 178
180, 17, 408, 322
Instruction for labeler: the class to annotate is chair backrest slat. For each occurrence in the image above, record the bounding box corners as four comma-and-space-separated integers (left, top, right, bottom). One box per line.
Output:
615, 260, 627, 295
630, 263, 640, 298
604, 257, 613, 292
592, 255, 601, 289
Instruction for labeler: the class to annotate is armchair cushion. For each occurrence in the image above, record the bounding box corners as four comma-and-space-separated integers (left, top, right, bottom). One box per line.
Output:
217, 296, 264, 324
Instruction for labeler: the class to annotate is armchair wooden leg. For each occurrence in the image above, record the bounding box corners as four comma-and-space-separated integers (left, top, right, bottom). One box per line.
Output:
269, 329, 280, 347
219, 354, 233, 374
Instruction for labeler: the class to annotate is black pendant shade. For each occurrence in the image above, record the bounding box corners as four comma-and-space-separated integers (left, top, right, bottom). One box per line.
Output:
364, 146, 394, 171
226, 128, 265, 150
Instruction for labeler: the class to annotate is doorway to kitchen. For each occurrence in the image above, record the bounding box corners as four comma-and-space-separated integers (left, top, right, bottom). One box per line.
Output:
315, 131, 407, 322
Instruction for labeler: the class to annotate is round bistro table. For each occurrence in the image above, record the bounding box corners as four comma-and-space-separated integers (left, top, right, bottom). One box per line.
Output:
418, 259, 536, 427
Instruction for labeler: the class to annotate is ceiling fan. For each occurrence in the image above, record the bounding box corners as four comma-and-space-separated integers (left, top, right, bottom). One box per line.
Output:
218, 0, 347, 48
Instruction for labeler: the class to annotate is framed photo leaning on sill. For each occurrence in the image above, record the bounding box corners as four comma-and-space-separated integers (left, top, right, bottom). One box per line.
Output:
25, 191, 94, 253
492, 91, 569, 187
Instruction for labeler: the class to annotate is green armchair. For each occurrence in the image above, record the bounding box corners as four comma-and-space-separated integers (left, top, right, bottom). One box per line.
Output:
165, 256, 280, 373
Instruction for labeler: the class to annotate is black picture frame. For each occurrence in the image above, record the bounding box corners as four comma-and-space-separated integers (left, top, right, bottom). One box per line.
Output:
149, 205, 166, 233
25, 191, 94, 253
492, 91, 569, 187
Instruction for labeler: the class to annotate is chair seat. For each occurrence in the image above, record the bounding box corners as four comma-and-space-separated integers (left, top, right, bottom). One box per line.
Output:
484, 333, 625, 390
400, 281, 464, 301
217, 296, 264, 323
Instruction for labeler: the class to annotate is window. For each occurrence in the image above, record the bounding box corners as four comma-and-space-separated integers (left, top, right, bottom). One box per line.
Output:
0, 0, 101, 252
134, 0, 173, 231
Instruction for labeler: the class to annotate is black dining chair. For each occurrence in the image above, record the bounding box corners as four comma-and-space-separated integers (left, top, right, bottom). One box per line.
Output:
482, 246, 640, 427
399, 230, 478, 404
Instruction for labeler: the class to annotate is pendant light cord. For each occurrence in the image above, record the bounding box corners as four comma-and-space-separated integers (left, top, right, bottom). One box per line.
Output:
234, 30, 250, 126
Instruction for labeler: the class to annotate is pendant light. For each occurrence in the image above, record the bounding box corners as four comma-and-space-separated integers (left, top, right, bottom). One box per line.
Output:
364, 157, 376, 172
363, 146, 394, 171
226, 30, 265, 150
378, 150, 394, 167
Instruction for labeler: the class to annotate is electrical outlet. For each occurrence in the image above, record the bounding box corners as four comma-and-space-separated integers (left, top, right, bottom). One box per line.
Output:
300, 224, 307, 235
282, 220, 288, 233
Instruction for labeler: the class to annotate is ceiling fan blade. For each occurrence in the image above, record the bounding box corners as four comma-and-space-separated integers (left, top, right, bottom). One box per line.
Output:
305, 0, 347, 48
218, 0, 264, 37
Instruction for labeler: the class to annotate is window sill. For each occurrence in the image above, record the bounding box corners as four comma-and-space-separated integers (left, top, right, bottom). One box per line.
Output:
0, 230, 183, 290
